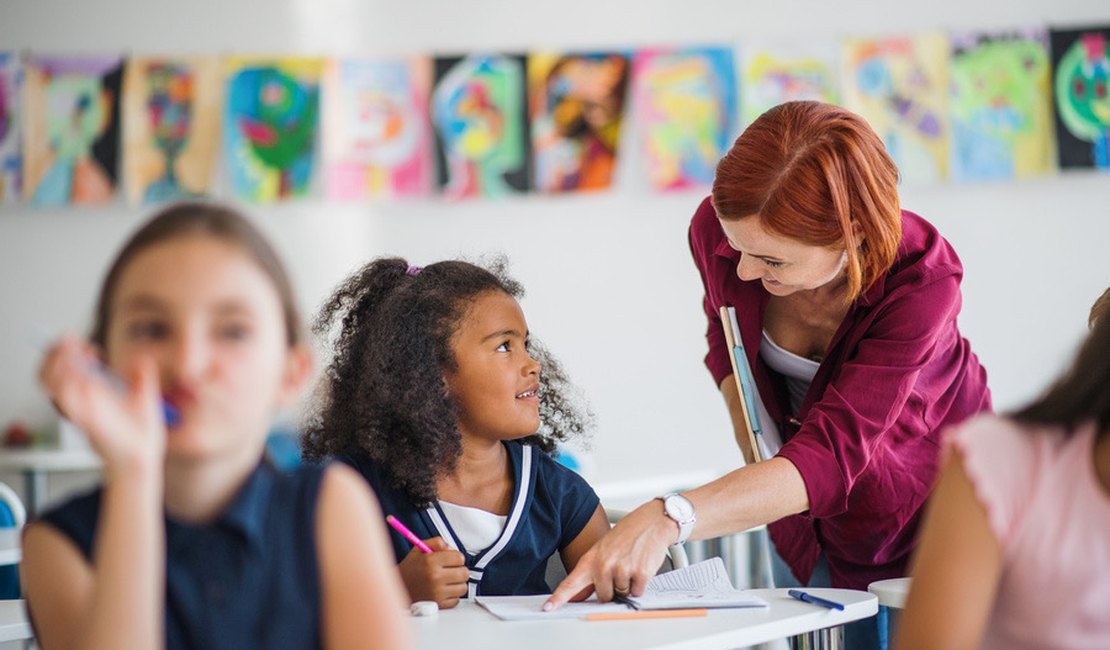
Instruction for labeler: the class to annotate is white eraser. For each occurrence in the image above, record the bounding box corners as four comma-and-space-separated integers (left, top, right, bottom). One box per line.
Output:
410, 601, 439, 617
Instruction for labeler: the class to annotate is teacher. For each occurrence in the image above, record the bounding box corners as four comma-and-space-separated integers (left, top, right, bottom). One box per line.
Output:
548, 101, 991, 646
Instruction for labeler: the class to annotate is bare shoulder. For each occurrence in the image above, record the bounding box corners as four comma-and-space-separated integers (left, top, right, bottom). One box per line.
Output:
21, 521, 95, 649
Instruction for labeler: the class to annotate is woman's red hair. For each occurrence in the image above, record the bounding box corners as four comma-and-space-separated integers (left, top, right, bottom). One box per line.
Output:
712, 101, 902, 301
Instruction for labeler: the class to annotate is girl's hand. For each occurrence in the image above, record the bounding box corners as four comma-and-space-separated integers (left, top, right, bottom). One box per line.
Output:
545, 499, 676, 610
38, 336, 166, 478
396, 537, 469, 609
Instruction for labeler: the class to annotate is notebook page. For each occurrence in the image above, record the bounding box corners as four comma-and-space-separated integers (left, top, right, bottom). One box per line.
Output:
627, 558, 768, 609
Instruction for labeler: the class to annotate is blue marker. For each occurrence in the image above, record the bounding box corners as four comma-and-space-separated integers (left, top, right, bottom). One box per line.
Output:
788, 589, 845, 611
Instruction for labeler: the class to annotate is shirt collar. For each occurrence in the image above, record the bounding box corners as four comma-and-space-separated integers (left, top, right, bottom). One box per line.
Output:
217, 461, 275, 550
166, 460, 275, 552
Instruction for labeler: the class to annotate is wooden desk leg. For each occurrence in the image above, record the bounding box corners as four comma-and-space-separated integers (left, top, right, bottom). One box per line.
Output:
790, 625, 843, 649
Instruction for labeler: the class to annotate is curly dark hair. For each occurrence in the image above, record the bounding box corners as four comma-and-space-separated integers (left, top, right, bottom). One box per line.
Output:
301, 257, 592, 507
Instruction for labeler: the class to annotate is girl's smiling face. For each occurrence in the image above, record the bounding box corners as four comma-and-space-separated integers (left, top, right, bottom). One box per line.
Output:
445, 290, 541, 443
719, 214, 848, 297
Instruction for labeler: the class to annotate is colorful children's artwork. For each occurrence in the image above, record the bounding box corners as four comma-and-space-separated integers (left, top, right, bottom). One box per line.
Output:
0, 53, 22, 204
949, 30, 1053, 181
529, 51, 629, 193
1050, 26, 1110, 170
841, 33, 950, 183
122, 57, 221, 204
322, 58, 433, 200
432, 54, 529, 199
225, 58, 323, 202
632, 47, 737, 190
22, 56, 123, 206
740, 40, 838, 127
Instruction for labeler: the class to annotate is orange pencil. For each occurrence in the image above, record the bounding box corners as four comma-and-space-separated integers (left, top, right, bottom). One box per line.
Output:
585, 608, 708, 621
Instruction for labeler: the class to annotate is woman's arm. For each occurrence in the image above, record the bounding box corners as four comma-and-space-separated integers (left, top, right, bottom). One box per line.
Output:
317, 464, 413, 650
546, 458, 807, 608
896, 451, 1002, 650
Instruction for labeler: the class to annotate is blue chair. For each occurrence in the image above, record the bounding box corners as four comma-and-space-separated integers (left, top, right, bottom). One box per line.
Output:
0, 481, 25, 599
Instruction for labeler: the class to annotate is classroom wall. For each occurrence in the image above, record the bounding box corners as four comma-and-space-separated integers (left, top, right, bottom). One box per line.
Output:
1, 0, 1108, 493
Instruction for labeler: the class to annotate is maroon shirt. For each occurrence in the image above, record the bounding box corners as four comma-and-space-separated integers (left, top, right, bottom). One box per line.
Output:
689, 196, 991, 590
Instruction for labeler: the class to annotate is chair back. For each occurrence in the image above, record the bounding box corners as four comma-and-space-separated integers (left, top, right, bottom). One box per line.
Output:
0, 482, 26, 529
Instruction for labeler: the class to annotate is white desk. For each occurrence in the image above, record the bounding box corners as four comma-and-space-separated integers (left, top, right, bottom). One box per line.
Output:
868, 577, 911, 609
0, 600, 31, 643
0, 529, 19, 566
0, 448, 100, 516
413, 588, 877, 650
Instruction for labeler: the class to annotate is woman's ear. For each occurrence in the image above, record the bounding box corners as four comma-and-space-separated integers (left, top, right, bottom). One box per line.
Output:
851, 219, 866, 245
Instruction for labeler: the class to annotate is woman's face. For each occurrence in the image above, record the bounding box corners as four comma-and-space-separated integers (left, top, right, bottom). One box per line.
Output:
719, 215, 847, 297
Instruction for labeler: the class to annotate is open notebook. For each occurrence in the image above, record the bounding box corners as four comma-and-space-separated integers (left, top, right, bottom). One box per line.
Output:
475, 557, 767, 621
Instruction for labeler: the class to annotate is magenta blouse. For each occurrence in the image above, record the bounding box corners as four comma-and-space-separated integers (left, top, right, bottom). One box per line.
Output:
689, 196, 991, 590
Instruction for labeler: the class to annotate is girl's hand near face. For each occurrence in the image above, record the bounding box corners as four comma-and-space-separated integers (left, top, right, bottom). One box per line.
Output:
396, 537, 469, 609
38, 335, 167, 479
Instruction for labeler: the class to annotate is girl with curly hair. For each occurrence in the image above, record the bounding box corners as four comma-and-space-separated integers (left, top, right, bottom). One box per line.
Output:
302, 257, 609, 609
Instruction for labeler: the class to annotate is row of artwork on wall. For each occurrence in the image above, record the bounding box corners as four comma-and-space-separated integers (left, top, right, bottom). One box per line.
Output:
0, 24, 1107, 207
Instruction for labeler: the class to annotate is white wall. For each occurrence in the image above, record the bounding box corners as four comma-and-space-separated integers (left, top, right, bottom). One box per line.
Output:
1, 0, 1108, 494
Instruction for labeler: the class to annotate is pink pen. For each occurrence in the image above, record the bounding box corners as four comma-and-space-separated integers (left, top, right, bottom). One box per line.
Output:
386, 515, 433, 554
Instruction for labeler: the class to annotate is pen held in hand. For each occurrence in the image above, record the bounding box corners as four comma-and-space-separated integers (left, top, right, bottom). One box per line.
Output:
787, 589, 845, 611
32, 330, 181, 429
386, 515, 433, 553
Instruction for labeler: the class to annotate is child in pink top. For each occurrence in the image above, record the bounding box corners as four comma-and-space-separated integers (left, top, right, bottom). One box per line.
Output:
897, 291, 1110, 650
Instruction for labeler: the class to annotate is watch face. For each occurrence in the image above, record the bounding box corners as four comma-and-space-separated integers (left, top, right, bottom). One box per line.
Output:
666, 495, 694, 521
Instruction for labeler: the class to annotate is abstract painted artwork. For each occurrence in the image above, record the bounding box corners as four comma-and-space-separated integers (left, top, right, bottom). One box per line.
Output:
949, 30, 1053, 180
225, 57, 323, 202
1050, 26, 1110, 170
432, 54, 529, 199
632, 47, 736, 190
0, 53, 21, 204
22, 55, 123, 206
529, 51, 629, 193
842, 33, 950, 183
740, 40, 838, 127
322, 57, 433, 200
122, 57, 222, 204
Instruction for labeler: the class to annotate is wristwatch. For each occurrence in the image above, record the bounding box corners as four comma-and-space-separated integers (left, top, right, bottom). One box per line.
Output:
656, 492, 696, 545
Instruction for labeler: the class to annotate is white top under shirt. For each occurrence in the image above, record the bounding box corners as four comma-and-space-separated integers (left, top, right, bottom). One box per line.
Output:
760, 329, 820, 415
438, 500, 507, 553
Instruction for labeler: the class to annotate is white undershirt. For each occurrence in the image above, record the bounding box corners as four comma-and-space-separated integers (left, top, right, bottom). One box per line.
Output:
437, 500, 507, 553
760, 329, 821, 415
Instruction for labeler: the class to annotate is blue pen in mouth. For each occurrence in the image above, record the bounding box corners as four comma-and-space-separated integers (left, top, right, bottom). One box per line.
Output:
162, 402, 181, 428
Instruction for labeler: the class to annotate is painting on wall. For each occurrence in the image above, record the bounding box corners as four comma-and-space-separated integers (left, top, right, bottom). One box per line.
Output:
0, 53, 22, 205
1050, 26, 1110, 170
225, 57, 323, 202
322, 57, 433, 200
841, 33, 950, 183
122, 56, 221, 204
22, 55, 123, 206
632, 47, 736, 190
431, 53, 529, 199
529, 51, 629, 193
949, 29, 1053, 181
740, 40, 838, 127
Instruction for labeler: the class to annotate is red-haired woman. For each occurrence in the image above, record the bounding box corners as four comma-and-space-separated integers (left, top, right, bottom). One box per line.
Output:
548, 101, 991, 648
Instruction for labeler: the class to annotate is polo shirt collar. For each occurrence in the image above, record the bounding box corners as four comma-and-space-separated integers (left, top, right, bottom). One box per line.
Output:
166, 461, 275, 552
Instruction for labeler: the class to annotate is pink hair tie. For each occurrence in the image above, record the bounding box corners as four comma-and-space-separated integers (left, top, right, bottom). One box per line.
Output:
406, 265, 423, 277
